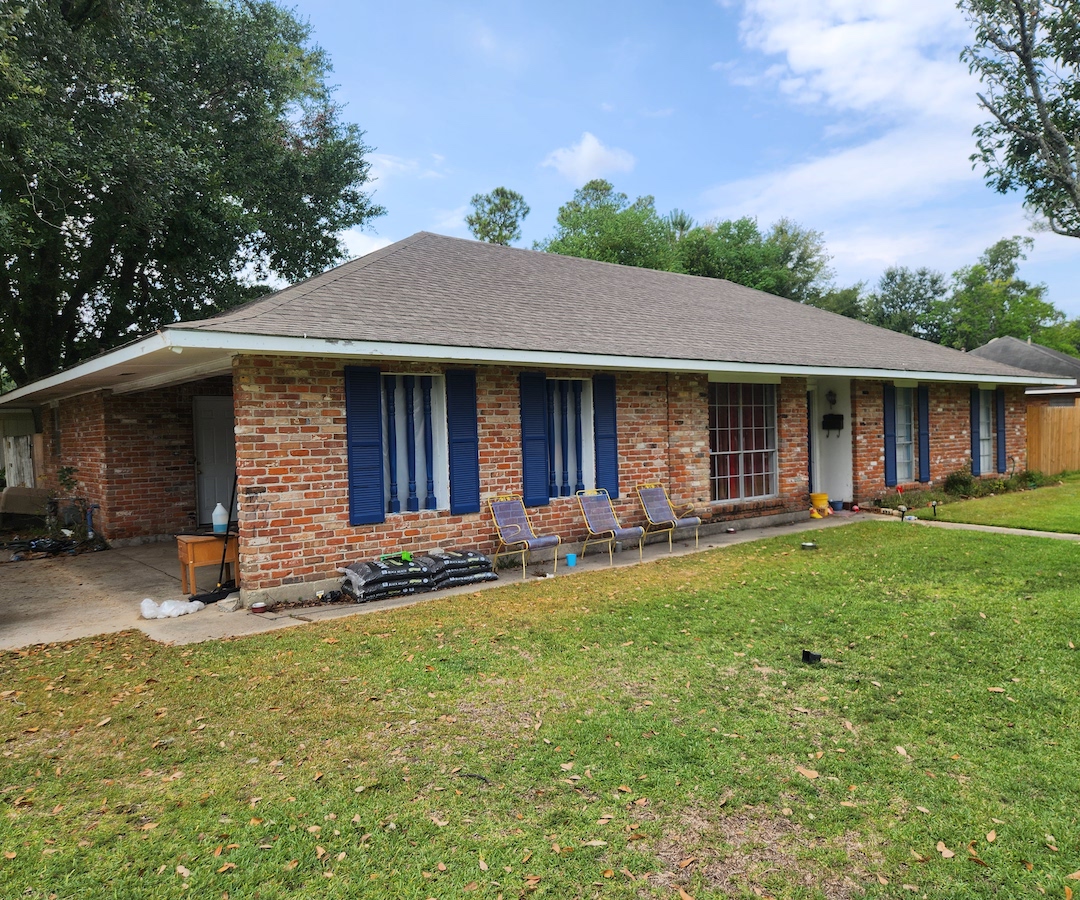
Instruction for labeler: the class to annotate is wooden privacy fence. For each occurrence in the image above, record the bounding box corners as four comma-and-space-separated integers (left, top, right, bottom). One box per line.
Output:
1027, 405, 1080, 475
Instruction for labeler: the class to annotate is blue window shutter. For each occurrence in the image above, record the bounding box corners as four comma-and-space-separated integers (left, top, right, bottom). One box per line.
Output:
882, 383, 897, 487
917, 384, 930, 483
970, 387, 981, 476
344, 366, 385, 525
996, 387, 1007, 474
519, 372, 550, 507
593, 374, 620, 498
445, 370, 481, 514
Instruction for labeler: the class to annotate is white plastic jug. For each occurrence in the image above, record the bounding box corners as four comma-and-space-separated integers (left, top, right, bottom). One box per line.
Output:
212, 502, 228, 533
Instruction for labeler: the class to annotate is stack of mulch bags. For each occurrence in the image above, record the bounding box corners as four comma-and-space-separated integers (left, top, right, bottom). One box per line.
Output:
416, 549, 499, 590
338, 549, 495, 602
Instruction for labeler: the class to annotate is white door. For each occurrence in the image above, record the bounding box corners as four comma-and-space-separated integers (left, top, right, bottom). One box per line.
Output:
194, 396, 236, 526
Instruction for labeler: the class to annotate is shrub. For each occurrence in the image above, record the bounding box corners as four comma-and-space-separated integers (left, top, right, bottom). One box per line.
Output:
944, 465, 976, 497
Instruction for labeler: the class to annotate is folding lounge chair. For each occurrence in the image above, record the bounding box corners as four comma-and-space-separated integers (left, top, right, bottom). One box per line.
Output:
636, 482, 701, 551
489, 494, 561, 579
576, 489, 644, 565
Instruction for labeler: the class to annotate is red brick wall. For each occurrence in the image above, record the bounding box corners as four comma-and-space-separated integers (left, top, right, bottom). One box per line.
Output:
850, 380, 1028, 503
230, 360, 818, 594
41, 378, 232, 539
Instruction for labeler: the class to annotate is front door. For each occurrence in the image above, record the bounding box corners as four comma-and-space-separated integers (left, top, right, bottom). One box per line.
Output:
194, 396, 236, 526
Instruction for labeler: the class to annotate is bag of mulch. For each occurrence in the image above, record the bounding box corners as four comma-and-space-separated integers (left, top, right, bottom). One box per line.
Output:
337, 557, 431, 594
436, 571, 500, 589
339, 576, 433, 603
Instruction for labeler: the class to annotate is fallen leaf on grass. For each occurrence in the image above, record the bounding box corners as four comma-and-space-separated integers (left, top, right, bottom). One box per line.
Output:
430, 815, 449, 827
176, 865, 190, 878
602, 869, 614, 878
283, 859, 298, 871
217, 862, 236, 873
560, 762, 573, 771
678, 888, 695, 900
1067, 871, 1080, 881
141, 822, 158, 831
840, 801, 857, 808
895, 746, 909, 757
678, 856, 698, 868
988, 687, 1005, 693
1021, 860, 1033, 871
937, 842, 955, 859
521, 851, 532, 864
916, 806, 930, 814
910, 850, 928, 863
4, 851, 16, 860
582, 840, 607, 847
795, 766, 818, 780
1067, 887, 1073, 900
877, 875, 889, 885
987, 830, 997, 843
96, 717, 111, 727
463, 882, 478, 891
479, 858, 488, 871
968, 855, 989, 867
524, 874, 541, 886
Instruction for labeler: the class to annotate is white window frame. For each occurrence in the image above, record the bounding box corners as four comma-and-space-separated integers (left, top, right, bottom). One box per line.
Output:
895, 387, 915, 483
382, 374, 449, 513
979, 389, 994, 474
709, 383, 778, 502
545, 377, 596, 497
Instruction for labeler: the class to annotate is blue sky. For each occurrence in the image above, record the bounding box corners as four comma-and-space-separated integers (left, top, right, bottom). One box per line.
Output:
294, 0, 1079, 316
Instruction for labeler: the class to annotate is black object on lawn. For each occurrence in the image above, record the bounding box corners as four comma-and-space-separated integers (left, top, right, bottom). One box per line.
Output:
802, 649, 822, 664
191, 472, 239, 605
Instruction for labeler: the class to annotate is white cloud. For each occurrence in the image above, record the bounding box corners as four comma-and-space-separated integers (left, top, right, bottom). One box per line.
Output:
735, 0, 975, 122
368, 153, 445, 184
341, 230, 393, 260
541, 132, 636, 186
432, 204, 469, 233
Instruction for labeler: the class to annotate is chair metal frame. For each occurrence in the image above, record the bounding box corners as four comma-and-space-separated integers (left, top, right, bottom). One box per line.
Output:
576, 488, 643, 565
489, 493, 560, 579
636, 482, 701, 551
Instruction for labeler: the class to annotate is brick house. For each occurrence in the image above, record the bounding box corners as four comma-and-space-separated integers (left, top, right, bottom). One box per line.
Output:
0, 233, 1059, 604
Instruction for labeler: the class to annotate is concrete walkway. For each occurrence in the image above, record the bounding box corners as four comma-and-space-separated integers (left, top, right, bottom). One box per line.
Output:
0, 511, 971, 652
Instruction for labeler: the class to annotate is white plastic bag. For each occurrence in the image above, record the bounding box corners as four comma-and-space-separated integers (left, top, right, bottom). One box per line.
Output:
140, 597, 206, 619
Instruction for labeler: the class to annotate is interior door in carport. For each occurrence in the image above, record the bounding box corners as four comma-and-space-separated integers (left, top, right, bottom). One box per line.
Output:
194, 396, 236, 526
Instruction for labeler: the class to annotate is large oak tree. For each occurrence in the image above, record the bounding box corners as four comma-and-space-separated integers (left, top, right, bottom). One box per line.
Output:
0, 0, 383, 386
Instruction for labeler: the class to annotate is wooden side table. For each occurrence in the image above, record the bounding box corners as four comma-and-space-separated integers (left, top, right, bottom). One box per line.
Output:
176, 534, 239, 594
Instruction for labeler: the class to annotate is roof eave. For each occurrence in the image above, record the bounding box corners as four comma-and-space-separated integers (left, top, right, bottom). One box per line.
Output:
0, 328, 1064, 407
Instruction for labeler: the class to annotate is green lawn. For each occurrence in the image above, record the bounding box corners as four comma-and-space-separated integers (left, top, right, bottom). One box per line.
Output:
913, 473, 1080, 533
2, 521, 1079, 899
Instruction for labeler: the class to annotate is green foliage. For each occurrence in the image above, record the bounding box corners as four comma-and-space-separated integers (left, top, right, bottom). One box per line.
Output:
960, 0, 1080, 238
916, 470, 1080, 531
805, 283, 866, 319
944, 465, 978, 497
675, 216, 835, 303
940, 237, 1061, 350
535, 179, 678, 270
56, 466, 78, 495
0, 0, 383, 386
465, 187, 530, 245
864, 266, 949, 340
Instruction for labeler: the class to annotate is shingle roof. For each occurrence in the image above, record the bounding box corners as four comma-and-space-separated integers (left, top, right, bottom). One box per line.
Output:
178, 232, 1037, 380
969, 336, 1080, 381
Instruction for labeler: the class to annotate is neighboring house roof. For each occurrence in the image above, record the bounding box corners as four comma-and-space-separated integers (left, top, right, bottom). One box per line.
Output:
0, 232, 1066, 406
969, 336, 1080, 385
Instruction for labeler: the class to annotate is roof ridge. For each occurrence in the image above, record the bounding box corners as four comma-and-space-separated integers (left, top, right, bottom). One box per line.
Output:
174, 233, 426, 329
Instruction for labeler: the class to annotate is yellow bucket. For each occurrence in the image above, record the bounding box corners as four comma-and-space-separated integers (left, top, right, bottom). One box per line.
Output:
809, 492, 830, 511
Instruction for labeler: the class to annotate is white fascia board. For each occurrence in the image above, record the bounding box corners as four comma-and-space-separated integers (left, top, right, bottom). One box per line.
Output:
166, 328, 1062, 386
0, 333, 171, 405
